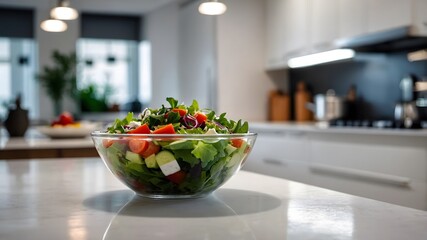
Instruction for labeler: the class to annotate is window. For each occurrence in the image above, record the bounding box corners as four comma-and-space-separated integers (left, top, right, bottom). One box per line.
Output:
77, 13, 150, 113
0, 38, 38, 119
77, 39, 136, 106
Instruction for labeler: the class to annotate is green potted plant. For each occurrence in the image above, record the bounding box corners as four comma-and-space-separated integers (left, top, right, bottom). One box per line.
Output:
37, 50, 76, 116
77, 82, 113, 112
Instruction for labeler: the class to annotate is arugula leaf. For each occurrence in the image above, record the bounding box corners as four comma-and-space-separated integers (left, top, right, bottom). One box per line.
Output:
148, 114, 164, 128
188, 99, 199, 115
166, 111, 180, 124
236, 121, 249, 133
166, 97, 178, 108
206, 110, 215, 120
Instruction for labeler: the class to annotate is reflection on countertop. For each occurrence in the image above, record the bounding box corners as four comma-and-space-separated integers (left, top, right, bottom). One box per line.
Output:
2, 158, 427, 239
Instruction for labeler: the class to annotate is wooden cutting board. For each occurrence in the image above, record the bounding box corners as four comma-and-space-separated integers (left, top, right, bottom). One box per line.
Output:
269, 90, 290, 121
295, 82, 313, 122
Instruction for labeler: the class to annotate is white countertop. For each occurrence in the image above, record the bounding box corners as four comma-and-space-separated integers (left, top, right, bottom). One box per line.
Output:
1, 158, 427, 239
250, 122, 427, 137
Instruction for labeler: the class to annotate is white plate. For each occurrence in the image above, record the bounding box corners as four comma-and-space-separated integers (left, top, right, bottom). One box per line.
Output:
36, 122, 102, 139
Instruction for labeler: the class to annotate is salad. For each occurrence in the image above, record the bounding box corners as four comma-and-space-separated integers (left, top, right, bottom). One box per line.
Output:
95, 97, 254, 197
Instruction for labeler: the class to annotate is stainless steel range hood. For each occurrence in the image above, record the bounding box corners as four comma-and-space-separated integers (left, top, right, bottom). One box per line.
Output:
336, 26, 427, 53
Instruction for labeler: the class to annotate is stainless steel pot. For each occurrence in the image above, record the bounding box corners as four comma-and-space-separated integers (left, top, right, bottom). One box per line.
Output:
394, 102, 419, 128
306, 90, 345, 121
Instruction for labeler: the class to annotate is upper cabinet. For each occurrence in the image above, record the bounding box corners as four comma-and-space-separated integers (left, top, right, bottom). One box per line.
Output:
266, 0, 309, 70
367, 0, 411, 33
265, 0, 288, 69
413, 0, 427, 35
309, 0, 339, 50
338, 0, 368, 38
265, 0, 427, 70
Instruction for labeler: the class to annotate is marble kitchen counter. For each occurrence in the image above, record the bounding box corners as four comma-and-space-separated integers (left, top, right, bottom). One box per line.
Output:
1, 158, 427, 239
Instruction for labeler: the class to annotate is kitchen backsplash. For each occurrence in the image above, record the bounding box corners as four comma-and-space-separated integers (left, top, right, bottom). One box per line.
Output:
289, 52, 427, 120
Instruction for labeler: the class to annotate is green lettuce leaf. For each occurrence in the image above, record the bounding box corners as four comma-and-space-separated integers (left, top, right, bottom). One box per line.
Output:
173, 149, 200, 167
191, 141, 218, 168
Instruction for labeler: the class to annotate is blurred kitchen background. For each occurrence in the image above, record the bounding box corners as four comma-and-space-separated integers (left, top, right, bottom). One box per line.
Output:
0, 0, 426, 127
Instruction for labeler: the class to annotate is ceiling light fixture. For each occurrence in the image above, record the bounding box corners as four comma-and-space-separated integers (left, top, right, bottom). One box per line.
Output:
287, 49, 355, 68
50, 0, 79, 20
199, 0, 227, 16
40, 18, 68, 32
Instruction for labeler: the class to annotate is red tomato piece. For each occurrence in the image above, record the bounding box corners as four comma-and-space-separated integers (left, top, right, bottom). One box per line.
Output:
172, 108, 187, 117
194, 112, 207, 124
140, 141, 161, 158
166, 171, 187, 184
128, 124, 151, 134
153, 124, 176, 134
102, 139, 114, 148
231, 139, 244, 148
129, 139, 149, 154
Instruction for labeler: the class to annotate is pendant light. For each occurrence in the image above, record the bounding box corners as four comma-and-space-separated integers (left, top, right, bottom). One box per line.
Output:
50, 0, 79, 20
199, 0, 227, 15
40, 18, 68, 32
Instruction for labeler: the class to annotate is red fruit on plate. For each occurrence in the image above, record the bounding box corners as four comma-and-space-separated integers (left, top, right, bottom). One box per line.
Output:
58, 112, 74, 125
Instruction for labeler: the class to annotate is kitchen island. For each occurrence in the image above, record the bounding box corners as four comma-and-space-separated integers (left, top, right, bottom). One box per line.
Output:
1, 158, 427, 239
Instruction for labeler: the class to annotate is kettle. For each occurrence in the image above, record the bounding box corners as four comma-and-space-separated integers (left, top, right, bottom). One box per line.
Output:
394, 102, 418, 128
394, 75, 419, 128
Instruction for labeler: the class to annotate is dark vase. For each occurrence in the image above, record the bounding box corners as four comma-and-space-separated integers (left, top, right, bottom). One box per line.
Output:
4, 96, 29, 137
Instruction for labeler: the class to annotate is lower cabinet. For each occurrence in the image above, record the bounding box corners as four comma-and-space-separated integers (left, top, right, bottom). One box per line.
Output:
243, 129, 311, 184
308, 132, 427, 210
244, 127, 427, 210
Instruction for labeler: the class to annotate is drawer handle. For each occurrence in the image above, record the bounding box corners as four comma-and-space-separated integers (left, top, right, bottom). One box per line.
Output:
263, 158, 285, 166
309, 163, 411, 187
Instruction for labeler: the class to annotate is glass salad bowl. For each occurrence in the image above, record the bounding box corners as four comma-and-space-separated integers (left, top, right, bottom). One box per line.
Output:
91, 132, 257, 199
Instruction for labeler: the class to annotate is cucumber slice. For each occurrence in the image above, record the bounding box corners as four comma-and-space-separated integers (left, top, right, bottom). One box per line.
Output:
156, 151, 176, 166
145, 154, 159, 168
125, 151, 143, 164
156, 151, 181, 176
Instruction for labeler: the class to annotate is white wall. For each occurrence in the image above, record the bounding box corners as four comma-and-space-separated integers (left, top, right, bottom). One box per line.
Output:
216, 0, 275, 121
178, 1, 216, 109
144, 2, 180, 108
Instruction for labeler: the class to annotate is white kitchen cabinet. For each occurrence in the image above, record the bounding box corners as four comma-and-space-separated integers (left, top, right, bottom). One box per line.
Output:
265, 0, 287, 69
243, 129, 311, 183
309, 0, 339, 50
265, 0, 427, 70
413, 0, 427, 35
338, 0, 368, 38
308, 132, 427, 210
367, 0, 412, 33
265, 0, 309, 70
283, 0, 310, 56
